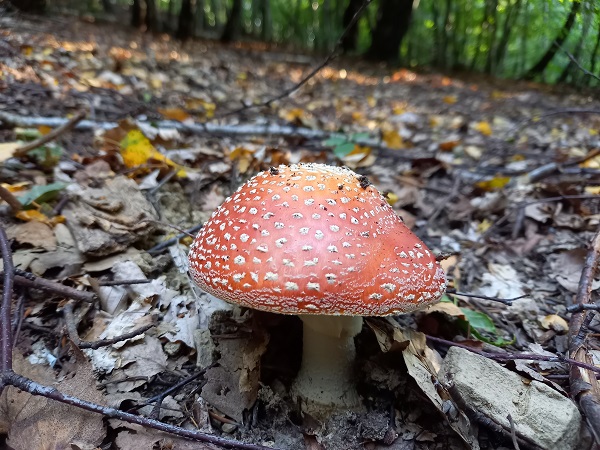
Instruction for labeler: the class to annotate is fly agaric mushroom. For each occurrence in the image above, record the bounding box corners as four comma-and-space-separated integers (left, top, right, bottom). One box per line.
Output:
188, 163, 446, 415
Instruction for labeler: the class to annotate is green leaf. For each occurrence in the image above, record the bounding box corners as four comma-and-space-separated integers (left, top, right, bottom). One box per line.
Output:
323, 137, 346, 146
460, 308, 496, 333
15, 128, 42, 140
333, 142, 356, 158
27, 144, 63, 168
18, 182, 67, 207
351, 132, 370, 141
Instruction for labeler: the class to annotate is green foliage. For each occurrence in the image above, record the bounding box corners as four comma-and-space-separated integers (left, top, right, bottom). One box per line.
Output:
324, 132, 369, 158
18, 182, 67, 208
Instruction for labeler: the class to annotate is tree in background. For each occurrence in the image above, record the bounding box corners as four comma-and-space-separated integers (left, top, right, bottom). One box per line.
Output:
221, 0, 242, 42
367, 0, 414, 61
341, 0, 363, 53
176, 0, 196, 40
524, 0, 581, 79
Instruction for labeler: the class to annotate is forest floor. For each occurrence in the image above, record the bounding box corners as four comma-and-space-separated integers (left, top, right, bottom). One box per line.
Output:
1, 9, 600, 450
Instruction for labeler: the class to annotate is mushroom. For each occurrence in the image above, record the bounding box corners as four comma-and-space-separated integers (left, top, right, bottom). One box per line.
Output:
188, 163, 446, 416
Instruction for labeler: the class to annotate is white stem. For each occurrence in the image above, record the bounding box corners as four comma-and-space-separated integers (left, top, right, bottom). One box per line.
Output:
291, 315, 363, 416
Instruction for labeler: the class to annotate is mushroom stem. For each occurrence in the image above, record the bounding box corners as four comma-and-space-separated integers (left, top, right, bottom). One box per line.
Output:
292, 315, 363, 416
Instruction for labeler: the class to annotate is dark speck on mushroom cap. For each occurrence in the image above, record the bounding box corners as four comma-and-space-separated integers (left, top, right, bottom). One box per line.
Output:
188, 163, 447, 316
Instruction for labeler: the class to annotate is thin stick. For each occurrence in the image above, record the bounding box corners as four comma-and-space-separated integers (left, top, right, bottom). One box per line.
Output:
13, 111, 86, 157
0, 185, 22, 213
507, 415, 521, 450
2, 371, 276, 450
446, 288, 528, 306
1, 273, 97, 303
0, 227, 14, 373
568, 225, 600, 442
147, 223, 204, 254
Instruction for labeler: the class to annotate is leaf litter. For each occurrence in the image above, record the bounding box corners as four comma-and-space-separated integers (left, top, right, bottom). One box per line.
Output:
0, 11, 599, 450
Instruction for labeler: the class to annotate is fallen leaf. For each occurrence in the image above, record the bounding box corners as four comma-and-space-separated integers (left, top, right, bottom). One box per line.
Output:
474, 121, 492, 136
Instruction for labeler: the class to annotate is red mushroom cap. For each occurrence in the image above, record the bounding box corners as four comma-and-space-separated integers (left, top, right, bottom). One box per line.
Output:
188, 163, 446, 316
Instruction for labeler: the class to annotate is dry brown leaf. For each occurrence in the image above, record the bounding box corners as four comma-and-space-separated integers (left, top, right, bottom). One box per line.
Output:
7, 220, 57, 250
0, 348, 106, 450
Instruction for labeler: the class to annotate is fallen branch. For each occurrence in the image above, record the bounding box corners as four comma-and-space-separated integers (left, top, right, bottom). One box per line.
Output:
425, 335, 600, 376
13, 110, 86, 157
0, 271, 97, 303
0, 111, 429, 160
568, 225, 600, 443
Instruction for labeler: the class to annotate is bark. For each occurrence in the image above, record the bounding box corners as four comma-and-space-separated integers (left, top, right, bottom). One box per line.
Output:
524, 0, 581, 79
367, 0, 414, 62
221, 0, 242, 42
100, 0, 113, 13
146, 0, 160, 31
494, 0, 521, 71
260, 0, 272, 41
176, 0, 195, 40
131, 0, 142, 27
341, 0, 362, 53
7, 0, 46, 12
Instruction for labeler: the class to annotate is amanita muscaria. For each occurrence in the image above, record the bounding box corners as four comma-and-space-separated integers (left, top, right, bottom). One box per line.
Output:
188, 163, 446, 415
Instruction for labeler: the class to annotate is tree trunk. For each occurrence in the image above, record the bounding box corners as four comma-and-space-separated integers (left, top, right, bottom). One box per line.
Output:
590, 24, 600, 78
145, 0, 160, 32
260, 0, 272, 41
131, 0, 142, 27
221, 0, 243, 42
100, 0, 113, 13
367, 0, 414, 62
494, 0, 521, 72
484, 0, 499, 74
341, 0, 362, 53
8, 0, 46, 13
524, 0, 581, 79
177, 0, 195, 40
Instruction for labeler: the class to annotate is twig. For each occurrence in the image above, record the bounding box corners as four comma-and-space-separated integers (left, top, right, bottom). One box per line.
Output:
425, 335, 600, 375
566, 303, 600, 314
507, 415, 521, 450
1, 371, 277, 450
555, 43, 600, 83
96, 279, 152, 286
130, 365, 215, 414
446, 288, 527, 306
147, 223, 204, 254
0, 185, 22, 213
568, 225, 600, 443
215, 0, 374, 119
0, 227, 14, 374
13, 110, 86, 157
1, 272, 97, 303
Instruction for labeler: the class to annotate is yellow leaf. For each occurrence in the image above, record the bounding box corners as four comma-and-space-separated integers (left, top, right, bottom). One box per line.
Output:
1, 182, 29, 193
367, 96, 376, 108
539, 314, 568, 333
229, 147, 255, 174
476, 176, 511, 191
392, 106, 405, 115
589, 129, 597, 136
37, 125, 53, 136
443, 95, 457, 104
15, 210, 47, 222
382, 130, 403, 149
581, 155, 600, 169
120, 130, 154, 167
281, 108, 304, 123
474, 121, 492, 136
21, 45, 33, 56
385, 191, 399, 205
477, 219, 492, 233
120, 130, 187, 177
158, 108, 190, 122
584, 186, 600, 194
351, 111, 363, 122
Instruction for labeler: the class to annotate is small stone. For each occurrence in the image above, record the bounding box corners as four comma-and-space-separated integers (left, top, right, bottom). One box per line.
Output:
221, 423, 238, 433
